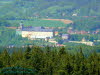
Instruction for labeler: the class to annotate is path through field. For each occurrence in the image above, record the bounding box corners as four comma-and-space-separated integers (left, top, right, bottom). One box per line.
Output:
43, 19, 73, 24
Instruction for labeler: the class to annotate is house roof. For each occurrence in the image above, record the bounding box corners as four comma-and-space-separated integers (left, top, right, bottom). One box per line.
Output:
62, 34, 69, 36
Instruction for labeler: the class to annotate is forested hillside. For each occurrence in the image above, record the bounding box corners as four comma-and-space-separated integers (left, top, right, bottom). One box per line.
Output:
0, 0, 100, 19
0, 46, 99, 75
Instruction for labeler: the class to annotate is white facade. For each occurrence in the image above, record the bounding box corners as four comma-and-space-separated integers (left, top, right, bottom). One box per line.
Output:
72, 13, 77, 16
69, 41, 94, 46
22, 31, 53, 39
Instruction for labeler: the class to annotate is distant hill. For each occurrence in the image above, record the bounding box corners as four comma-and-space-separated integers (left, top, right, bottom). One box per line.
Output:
0, 0, 100, 19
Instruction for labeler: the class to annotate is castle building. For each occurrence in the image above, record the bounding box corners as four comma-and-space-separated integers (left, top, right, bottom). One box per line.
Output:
16, 23, 54, 39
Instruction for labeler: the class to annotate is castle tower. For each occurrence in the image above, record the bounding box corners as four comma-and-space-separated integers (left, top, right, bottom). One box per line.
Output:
19, 21, 24, 29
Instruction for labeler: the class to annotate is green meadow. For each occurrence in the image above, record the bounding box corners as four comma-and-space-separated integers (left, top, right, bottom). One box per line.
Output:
8, 19, 67, 27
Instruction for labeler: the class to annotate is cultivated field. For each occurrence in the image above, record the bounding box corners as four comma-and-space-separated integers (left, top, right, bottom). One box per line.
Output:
43, 19, 73, 24
8, 19, 73, 27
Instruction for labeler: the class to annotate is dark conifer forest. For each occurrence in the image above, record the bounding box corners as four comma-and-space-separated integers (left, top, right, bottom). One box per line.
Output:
0, 46, 99, 75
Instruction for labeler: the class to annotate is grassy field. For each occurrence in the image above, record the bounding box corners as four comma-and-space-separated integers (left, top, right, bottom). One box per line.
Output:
8, 19, 69, 27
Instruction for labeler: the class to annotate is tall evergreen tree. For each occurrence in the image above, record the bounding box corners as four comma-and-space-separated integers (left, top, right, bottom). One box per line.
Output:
24, 46, 31, 59
1, 49, 11, 67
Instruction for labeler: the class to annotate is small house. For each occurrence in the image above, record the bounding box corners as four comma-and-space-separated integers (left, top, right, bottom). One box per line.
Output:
62, 34, 69, 40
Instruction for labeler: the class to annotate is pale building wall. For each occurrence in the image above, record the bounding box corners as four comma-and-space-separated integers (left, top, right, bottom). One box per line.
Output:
22, 31, 31, 37
69, 41, 94, 46
22, 31, 53, 39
